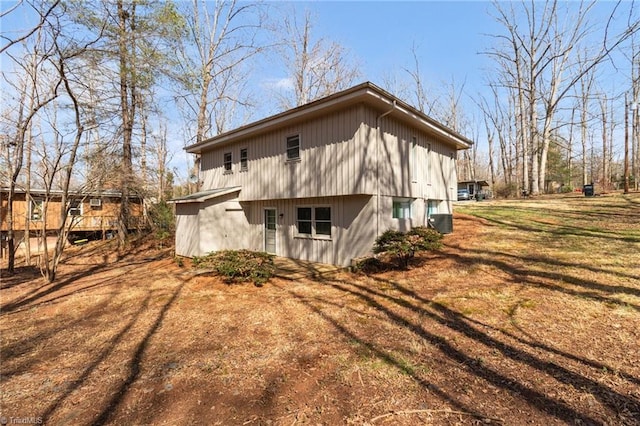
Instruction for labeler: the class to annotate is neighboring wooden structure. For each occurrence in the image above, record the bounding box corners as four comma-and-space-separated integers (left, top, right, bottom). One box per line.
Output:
172, 82, 473, 266
1, 188, 144, 257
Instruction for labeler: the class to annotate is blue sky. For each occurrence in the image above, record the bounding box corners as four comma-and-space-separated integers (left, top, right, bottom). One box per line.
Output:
306, 1, 496, 87
2, 1, 637, 181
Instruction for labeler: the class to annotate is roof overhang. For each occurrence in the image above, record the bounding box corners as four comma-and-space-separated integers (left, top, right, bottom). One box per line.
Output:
0, 187, 141, 199
459, 180, 490, 186
168, 186, 241, 204
185, 82, 473, 154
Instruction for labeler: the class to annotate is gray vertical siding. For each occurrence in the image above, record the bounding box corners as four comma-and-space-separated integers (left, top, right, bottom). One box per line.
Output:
249, 195, 375, 266
178, 101, 461, 264
359, 104, 458, 210
200, 104, 376, 201
175, 203, 200, 257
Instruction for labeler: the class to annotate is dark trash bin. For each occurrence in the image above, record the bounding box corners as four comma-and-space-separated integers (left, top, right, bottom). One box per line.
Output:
583, 184, 594, 197
475, 193, 484, 201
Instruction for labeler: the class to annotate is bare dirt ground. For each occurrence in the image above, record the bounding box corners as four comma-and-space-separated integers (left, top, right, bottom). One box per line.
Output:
1, 195, 639, 425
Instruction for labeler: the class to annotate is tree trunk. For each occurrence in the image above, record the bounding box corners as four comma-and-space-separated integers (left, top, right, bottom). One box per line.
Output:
117, 0, 134, 246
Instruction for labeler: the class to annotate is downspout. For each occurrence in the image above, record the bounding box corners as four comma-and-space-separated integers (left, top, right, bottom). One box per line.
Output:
375, 100, 396, 238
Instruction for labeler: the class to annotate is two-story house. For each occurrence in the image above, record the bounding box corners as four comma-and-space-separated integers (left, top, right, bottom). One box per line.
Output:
172, 82, 472, 266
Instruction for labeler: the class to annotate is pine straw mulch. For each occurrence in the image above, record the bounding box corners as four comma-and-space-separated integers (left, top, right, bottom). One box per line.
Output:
1, 202, 639, 425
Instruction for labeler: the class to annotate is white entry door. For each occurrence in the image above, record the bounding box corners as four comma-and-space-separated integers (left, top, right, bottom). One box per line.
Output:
264, 209, 276, 254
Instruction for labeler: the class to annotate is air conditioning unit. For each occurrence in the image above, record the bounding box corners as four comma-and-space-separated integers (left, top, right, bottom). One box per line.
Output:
89, 198, 102, 207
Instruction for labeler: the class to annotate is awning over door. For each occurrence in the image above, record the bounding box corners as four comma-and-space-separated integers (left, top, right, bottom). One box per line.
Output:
168, 186, 241, 204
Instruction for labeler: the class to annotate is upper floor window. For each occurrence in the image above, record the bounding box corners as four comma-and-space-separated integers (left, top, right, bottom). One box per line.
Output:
69, 200, 82, 216
411, 136, 417, 183
286, 135, 300, 161
224, 152, 232, 172
240, 148, 248, 171
30, 199, 43, 221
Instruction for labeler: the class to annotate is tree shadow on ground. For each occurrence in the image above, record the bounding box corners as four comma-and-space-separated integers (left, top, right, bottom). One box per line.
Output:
31, 269, 192, 425
0, 266, 42, 289
470, 211, 640, 243
281, 271, 639, 424
90, 273, 190, 425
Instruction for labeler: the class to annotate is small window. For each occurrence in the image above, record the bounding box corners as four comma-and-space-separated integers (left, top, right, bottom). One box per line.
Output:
286, 135, 300, 161
240, 148, 248, 171
296, 206, 332, 237
69, 200, 82, 216
224, 152, 232, 172
411, 136, 417, 183
30, 199, 43, 221
392, 199, 411, 219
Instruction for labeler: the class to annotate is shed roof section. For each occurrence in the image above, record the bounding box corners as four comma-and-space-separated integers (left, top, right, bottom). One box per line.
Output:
459, 180, 490, 186
169, 186, 241, 204
185, 82, 473, 154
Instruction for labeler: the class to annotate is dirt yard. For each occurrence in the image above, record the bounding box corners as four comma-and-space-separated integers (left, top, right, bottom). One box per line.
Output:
1, 195, 639, 425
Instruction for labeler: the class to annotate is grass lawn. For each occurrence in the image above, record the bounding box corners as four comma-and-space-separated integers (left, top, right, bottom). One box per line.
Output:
1, 193, 639, 425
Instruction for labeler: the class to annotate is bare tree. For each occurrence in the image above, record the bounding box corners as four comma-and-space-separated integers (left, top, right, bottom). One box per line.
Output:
576, 55, 596, 187
276, 9, 361, 108
599, 96, 610, 191
402, 44, 439, 116
1, 18, 60, 274
0, 0, 60, 55
486, 0, 640, 195
173, 0, 265, 146
68, 0, 184, 245
39, 33, 92, 282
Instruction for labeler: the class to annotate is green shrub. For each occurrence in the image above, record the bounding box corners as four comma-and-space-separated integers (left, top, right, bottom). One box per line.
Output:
147, 201, 175, 246
373, 229, 414, 269
407, 226, 443, 251
373, 227, 443, 269
194, 250, 275, 286
352, 256, 386, 274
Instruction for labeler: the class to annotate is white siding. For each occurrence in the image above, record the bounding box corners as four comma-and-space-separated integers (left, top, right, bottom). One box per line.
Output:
198, 194, 255, 255
175, 203, 200, 257
174, 193, 256, 257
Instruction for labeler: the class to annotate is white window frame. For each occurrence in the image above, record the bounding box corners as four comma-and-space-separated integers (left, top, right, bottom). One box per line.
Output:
223, 152, 232, 173
411, 136, 418, 183
286, 134, 300, 161
30, 198, 43, 221
240, 148, 248, 171
68, 199, 82, 217
295, 205, 332, 239
392, 198, 412, 219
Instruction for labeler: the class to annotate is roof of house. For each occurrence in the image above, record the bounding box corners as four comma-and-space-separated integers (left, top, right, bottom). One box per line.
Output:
169, 186, 241, 204
185, 82, 474, 154
458, 180, 490, 186
0, 187, 141, 199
